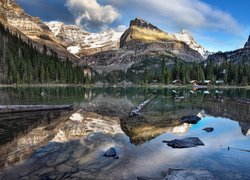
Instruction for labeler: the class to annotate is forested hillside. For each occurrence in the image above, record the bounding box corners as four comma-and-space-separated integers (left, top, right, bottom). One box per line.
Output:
0, 23, 86, 84
97, 57, 250, 85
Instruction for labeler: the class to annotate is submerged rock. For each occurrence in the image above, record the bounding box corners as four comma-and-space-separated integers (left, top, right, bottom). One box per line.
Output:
163, 137, 204, 148
103, 147, 119, 159
203, 127, 214, 132
181, 115, 201, 124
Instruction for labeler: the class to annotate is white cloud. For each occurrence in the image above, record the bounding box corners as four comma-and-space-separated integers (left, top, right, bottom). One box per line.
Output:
66, 0, 120, 31
106, 0, 241, 34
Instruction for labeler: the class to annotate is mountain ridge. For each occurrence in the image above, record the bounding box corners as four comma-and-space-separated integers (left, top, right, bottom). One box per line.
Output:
207, 37, 250, 65
46, 18, 210, 59
79, 18, 206, 76
0, 0, 77, 61
46, 21, 123, 57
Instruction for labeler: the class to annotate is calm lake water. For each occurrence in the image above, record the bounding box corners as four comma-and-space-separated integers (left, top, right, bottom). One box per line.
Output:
0, 87, 250, 179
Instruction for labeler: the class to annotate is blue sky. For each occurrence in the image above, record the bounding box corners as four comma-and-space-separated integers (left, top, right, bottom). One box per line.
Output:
16, 0, 250, 52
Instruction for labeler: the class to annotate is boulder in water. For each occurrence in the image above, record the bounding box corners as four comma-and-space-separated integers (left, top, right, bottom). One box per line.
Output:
163, 137, 204, 148
103, 147, 119, 159
203, 127, 214, 132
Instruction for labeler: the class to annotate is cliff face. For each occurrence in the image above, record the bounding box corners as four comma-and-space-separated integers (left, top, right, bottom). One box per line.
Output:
120, 18, 174, 48
0, 0, 77, 61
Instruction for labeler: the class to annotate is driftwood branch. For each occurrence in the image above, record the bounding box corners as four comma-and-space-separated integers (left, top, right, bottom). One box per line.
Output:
129, 99, 150, 117
0, 105, 73, 113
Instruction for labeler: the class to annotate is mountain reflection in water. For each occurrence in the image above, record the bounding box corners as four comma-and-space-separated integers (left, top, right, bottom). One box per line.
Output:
0, 87, 249, 179
0, 110, 72, 168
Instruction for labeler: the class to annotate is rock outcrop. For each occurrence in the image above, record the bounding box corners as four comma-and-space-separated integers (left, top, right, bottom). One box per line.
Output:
120, 18, 174, 48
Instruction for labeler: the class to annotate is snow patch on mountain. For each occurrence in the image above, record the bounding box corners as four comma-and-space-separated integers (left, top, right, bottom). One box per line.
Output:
46, 21, 64, 36
83, 30, 123, 49
46, 21, 124, 57
67, 45, 80, 54
172, 30, 211, 58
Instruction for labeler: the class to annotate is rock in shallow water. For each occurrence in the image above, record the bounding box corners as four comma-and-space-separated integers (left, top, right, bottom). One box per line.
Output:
203, 127, 214, 132
162, 137, 204, 148
103, 147, 119, 159
181, 115, 201, 124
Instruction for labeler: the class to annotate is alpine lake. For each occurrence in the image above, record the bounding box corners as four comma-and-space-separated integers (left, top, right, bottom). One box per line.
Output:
0, 86, 249, 179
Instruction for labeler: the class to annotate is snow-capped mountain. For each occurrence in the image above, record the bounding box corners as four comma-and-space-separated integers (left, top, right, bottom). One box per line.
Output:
46, 21, 124, 57
46, 21, 210, 58
172, 30, 211, 58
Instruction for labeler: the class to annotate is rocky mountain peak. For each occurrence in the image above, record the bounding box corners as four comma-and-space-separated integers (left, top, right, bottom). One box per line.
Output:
129, 17, 160, 31
244, 35, 250, 48
120, 18, 173, 48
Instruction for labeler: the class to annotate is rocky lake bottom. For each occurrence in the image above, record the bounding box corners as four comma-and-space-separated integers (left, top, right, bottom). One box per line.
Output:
0, 87, 249, 179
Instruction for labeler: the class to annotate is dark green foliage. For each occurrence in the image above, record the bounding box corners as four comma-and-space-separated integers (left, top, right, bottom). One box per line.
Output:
0, 23, 85, 84
114, 56, 250, 85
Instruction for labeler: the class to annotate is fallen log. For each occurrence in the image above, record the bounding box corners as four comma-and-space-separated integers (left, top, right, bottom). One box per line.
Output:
129, 99, 150, 117
0, 105, 73, 114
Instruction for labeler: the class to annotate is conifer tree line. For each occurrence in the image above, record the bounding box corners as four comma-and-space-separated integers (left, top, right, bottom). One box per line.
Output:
0, 23, 86, 84
143, 58, 250, 85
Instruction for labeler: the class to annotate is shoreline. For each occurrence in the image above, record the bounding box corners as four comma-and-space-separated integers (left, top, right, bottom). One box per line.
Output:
0, 83, 250, 89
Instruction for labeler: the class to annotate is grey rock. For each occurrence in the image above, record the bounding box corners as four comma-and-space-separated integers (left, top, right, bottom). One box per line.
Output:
163, 137, 204, 148
103, 147, 118, 158
203, 127, 214, 132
